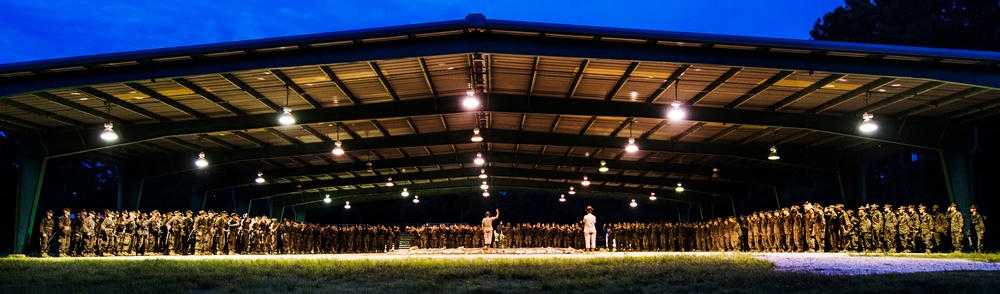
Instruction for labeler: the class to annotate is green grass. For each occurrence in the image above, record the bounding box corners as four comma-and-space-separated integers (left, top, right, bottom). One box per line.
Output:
2, 255, 999, 293
853, 251, 1000, 262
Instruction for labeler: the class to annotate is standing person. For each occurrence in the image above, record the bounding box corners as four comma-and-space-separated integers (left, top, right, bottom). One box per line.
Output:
970, 205, 986, 253
948, 204, 965, 253
583, 206, 597, 253
39, 210, 54, 257
481, 209, 499, 249
57, 208, 73, 257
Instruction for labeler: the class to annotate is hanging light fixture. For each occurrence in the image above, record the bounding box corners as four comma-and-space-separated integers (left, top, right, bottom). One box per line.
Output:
860, 112, 878, 133
480, 181, 490, 190
462, 90, 480, 109
482, 190, 490, 197
859, 91, 878, 133
255, 172, 266, 184
630, 199, 638, 207
323, 194, 332, 203
344, 201, 351, 209
100, 102, 118, 141
412, 195, 420, 203
712, 167, 720, 179
386, 177, 394, 187
479, 169, 488, 179
366, 162, 374, 173
675, 181, 685, 192
471, 127, 483, 142
195, 152, 209, 168
768, 146, 780, 160
401, 188, 410, 197
331, 126, 345, 155
667, 101, 686, 120
474, 152, 485, 166
568, 186, 576, 195
625, 123, 639, 153
278, 85, 295, 125
649, 192, 657, 201
581, 175, 591, 187
598, 160, 609, 173
559, 194, 566, 202
667, 79, 686, 120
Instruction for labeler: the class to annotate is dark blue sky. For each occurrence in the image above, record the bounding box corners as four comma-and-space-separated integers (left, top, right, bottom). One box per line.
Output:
0, 0, 845, 65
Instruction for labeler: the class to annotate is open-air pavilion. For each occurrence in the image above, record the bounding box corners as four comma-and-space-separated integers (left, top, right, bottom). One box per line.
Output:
3, 14, 999, 255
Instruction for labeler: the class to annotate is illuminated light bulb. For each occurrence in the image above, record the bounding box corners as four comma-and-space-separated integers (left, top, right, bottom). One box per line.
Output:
474, 152, 485, 166
343, 201, 350, 209
401, 188, 410, 197
462, 94, 480, 109
366, 162, 373, 173
568, 186, 576, 195
481, 181, 489, 190
479, 169, 488, 179
332, 141, 345, 155
581, 176, 590, 187
386, 177, 394, 187
649, 192, 657, 201
323, 194, 332, 203
768, 146, 780, 160
412, 196, 420, 203
712, 167, 720, 179
667, 101, 686, 120
625, 137, 639, 153
859, 112, 878, 133
483, 191, 490, 197
278, 107, 295, 125
630, 199, 638, 207
675, 182, 685, 192
100, 122, 118, 141
471, 127, 483, 142
255, 172, 265, 184
559, 194, 566, 202
598, 160, 609, 173
195, 152, 209, 168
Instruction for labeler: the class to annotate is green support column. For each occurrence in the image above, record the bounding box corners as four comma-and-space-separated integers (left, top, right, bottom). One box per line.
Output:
117, 164, 144, 211
13, 157, 47, 255
940, 148, 973, 211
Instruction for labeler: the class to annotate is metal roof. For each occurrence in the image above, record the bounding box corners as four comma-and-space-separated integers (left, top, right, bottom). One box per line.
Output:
2, 14, 998, 209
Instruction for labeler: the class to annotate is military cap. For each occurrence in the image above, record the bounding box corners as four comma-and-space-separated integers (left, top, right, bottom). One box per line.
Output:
871, 204, 880, 208
971, 205, 978, 210
186, 210, 193, 214
950, 203, 958, 208
45, 209, 53, 213
918, 204, 926, 209
207, 210, 214, 214
932, 205, 941, 210
199, 210, 206, 214
885, 204, 892, 208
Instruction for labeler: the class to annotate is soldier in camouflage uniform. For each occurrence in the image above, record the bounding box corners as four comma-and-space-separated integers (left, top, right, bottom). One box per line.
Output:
870, 204, 884, 252
882, 205, 898, 253
948, 204, 965, 253
918, 205, 934, 253
897, 206, 912, 253
39, 210, 54, 257
970, 205, 986, 253
932, 205, 948, 252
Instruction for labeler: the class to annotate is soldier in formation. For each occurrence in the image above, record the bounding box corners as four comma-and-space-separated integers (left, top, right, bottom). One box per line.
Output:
37, 201, 986, 256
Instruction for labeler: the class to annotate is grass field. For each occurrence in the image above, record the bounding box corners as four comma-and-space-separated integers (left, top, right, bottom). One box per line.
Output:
2, 254, 999, 293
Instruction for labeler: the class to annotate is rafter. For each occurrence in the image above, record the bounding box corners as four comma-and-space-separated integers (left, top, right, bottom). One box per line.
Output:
686, 67, 743, 106
268, 69, 322, 109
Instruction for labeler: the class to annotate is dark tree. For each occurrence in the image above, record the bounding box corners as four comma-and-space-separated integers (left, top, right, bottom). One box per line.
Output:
811, 0, 1000, 51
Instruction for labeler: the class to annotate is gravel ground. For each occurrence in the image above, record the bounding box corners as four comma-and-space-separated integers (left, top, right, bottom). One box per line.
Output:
754, 252, 1000, 275
28, 250, 1000, 276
